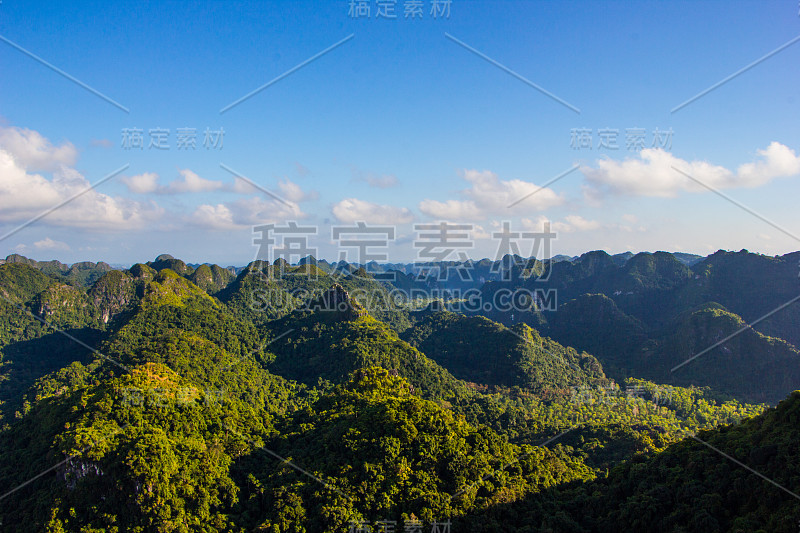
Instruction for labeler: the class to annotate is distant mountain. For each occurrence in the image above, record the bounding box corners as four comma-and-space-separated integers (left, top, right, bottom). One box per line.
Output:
263, 285, 462, 402
690, 250, 800, 346
546, 293, 649, 379
402, 310, 604, 396
0, 255, 780, 531
550, 254, 577, 263
611, 251, 634, 265
218, 259, 412, 331
147, 253, 195, 275
672, 251, 705, 266
187, 263, 235, 295
648, 303, 800, 403
1, 254, 113, 287
548, 295, 800, 403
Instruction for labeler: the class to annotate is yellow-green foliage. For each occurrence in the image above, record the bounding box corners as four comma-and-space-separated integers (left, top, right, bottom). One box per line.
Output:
142, 269, 216, 309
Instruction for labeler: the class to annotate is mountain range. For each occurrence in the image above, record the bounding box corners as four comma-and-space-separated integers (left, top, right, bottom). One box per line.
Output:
0, 249, 797, 531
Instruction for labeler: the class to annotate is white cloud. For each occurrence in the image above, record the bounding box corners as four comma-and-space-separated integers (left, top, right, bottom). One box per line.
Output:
332, 198, 414, 225
472, 225, 491, 239
190, 195, 306, 230
417, 199, 479, 220
12, 239, 69, 254
0, 126, 321, 235
736, 142, 800, 184
122, 172, 160, 194
167, 169, 223, 193
34, 237, 71, 251
419, 169, 564, 221
522, 216, 568, 234
189, 204, 238, 230
0, 126, 77, 172
0, 150, 61, 209
277, 178, 319, 203
0, 147, 160, 229
230, 177, 257, 195
522, 215, 600, 234
563, 215, 601, 232
124, 169, 254, 196
232, 196, 303, 224
226, 176, 318, 206
582, 142, 800, 198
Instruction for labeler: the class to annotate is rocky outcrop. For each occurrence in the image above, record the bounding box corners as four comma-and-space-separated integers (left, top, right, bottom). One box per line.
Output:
307, 284, 367, 320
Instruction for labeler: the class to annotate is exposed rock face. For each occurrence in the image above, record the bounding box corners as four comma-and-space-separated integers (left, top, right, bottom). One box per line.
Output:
4, 254, 38, 266
88, 270, 140, 324
60, 457, 103, 490
308, 284, 366, 320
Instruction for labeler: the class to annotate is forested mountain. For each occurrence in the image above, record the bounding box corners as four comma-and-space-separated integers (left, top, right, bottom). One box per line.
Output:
0, 251, 796, 531
475, 249, 800, 404
1, 253, 112, 287
401, 310, 603, 394
460, 390, 800, 532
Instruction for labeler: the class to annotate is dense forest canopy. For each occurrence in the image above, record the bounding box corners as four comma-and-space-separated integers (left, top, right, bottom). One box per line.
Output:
0, 250, 797, 531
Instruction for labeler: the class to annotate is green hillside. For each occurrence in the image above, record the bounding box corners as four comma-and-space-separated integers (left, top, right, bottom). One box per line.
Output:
0, 252, 794, 532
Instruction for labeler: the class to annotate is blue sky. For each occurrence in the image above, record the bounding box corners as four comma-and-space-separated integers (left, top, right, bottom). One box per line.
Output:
1, 0, 799, 265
